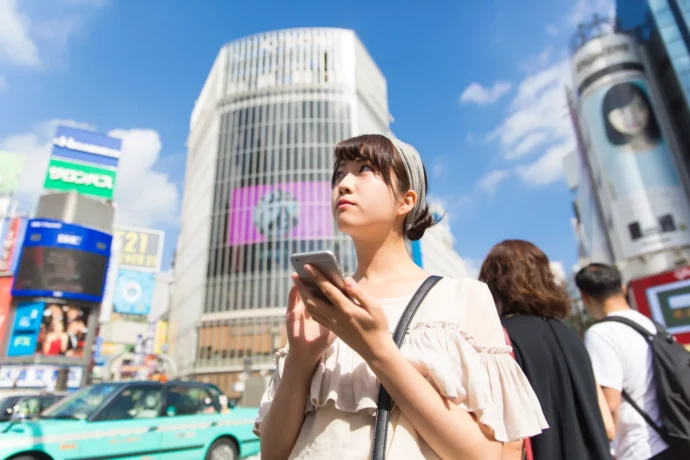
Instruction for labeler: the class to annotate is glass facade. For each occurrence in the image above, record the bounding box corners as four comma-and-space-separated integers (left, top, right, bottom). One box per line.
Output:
170, 29, 390, 394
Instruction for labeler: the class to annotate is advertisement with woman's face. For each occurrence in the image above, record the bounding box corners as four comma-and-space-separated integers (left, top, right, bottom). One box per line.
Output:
35, 304, 91, 359
582, 78, 690, 259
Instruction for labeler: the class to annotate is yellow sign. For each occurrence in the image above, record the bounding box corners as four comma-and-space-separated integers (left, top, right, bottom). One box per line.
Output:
154, 321, 168, 354
113, 226, 164, 272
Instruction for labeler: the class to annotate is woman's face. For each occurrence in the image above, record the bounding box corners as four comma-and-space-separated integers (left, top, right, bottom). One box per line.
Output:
608, 92, 650, 136
51, 320, 64, 333
332, 159, 405, 238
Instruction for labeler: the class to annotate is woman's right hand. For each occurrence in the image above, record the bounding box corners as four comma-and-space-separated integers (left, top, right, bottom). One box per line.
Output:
285, 284, 335, 371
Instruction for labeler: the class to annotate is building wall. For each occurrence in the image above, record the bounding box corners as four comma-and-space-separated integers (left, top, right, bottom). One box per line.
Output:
170, 28, 390, 388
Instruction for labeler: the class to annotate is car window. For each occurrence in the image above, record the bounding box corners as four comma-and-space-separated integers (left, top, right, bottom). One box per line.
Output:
0, 396, 21, 419
205, 385, 229, 412
43, 384, 120, 420
99, 386, 164, 421
39, 396, 61, 411
16, 397, 42, 417
165, 385, 217, 417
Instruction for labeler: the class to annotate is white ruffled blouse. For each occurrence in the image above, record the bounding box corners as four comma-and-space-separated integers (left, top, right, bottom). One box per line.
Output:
254, 278, 548, 459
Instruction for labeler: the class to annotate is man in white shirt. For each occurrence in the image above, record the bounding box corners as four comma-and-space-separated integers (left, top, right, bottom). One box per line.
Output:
576, 263, 676, 460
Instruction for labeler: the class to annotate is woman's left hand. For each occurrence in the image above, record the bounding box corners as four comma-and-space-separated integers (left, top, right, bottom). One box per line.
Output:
291, 265, 392, 362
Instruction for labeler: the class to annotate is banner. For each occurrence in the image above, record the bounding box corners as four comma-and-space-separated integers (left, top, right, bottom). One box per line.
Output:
0, 277, 12, 346
51, 125, 121, 169
6, 301, 46, 357
581, 78, 690, 259
44, 157, 117, 200
34, 303, 92, 358
0, 151, 25, 196
113, 269, 155, 318
113, 227, 164, 272
0, 217, 26, 274
0, 365, 82, 389
228, 181, 333, 245
12, 219, 112, 302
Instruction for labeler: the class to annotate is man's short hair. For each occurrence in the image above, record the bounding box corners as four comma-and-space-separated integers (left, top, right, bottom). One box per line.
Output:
575, 263, 623, 301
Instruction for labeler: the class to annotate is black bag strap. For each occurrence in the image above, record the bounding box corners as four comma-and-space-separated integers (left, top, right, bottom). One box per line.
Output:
596, 316, 669, 440
598, 316, 656, 341
371, 275, 442, 460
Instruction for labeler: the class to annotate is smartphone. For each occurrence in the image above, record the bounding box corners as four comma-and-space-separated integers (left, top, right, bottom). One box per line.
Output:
290, 250, 349, 301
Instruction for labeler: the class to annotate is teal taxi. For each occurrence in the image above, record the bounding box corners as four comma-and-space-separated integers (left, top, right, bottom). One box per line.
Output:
0, 381, 260, 460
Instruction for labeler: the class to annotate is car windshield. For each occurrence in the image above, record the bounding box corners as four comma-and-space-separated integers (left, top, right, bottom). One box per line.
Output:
41, 384, 120, 420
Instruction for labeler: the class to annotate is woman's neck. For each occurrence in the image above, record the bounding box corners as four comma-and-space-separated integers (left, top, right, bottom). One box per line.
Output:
352, 231, 421, 284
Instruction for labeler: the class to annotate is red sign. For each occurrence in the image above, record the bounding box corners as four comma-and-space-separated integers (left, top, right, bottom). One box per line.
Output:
0, 276, 13, 344
0, 218, 21, 273
628, 267, 690, 344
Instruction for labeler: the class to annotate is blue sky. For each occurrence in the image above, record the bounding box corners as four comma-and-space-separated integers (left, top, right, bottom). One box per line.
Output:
0, 0, 613, 275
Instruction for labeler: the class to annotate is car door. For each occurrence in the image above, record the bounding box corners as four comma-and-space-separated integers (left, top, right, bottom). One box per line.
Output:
83, 384, 165, 459
157, 384, 220, 459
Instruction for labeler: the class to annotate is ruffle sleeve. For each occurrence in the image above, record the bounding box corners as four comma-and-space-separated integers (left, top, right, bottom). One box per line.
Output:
402, 321, 548, 442
253, 346, 290, 436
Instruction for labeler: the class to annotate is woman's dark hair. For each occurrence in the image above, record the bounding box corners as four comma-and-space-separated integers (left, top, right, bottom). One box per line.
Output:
332, 134, 435, 240
574, 263, 623, 302
603, 82, 660, 145
478, 239, 570, 319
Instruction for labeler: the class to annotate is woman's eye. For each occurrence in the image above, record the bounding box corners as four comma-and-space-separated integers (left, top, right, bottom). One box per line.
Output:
360, 165, 373, 173
334, 171, 344, 180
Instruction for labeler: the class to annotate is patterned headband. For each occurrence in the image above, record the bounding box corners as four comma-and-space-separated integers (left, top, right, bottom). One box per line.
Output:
388, 137, 427, 234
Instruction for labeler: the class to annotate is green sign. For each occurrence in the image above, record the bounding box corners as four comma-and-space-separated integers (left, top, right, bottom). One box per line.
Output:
43, 158, 117, 199
0, 151, 25, 195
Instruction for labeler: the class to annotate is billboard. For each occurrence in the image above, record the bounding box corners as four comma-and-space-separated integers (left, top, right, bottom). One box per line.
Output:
113, 269, 155, 318
6, 301, 45, 357
113, 227, 164, 272
0, 217, 27, 274
628, 266, 690, 344
44, 157, 117, 200
0, 277, 11, 345
34, 303, 92, 358
0, 365, 82, 389
227, 181, 333, 245
581, 78, 690, 259
51, 125, 121, 169
12, 219, 112, 303
0, 151, 25, 195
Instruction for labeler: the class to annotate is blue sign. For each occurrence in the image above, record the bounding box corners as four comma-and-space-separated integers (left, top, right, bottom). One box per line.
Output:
6, 301, 46, 357
12, 219, 112, 303
51, 125, 121, 169
113, 269, 155, 316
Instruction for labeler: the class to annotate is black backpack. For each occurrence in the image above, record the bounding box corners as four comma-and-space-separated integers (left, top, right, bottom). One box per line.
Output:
599, 316, 690, 453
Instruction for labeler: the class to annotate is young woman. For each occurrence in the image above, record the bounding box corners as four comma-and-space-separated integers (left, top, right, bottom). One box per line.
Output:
254, 135, 547, 459
479, 240, 614, 460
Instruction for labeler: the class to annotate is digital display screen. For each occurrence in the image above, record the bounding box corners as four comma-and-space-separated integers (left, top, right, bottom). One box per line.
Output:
13, 247, 108, 300
227, 181, 333, 246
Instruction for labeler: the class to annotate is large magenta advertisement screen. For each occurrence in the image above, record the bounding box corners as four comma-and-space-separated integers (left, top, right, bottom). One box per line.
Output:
228, 181, 333, 245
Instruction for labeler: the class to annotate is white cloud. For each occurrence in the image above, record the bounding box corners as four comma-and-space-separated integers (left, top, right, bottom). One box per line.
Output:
0, 0, 40, 66
488, 58, 574, 186
108, 128, 180, 227
0, 120, 180, 229
515, 141, 574, 186
508, 132, 551, 159
460, 81, 512, 105
477, 169, 511, 194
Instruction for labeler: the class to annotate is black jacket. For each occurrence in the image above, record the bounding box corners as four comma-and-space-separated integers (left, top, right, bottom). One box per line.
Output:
502, 315, 611, 460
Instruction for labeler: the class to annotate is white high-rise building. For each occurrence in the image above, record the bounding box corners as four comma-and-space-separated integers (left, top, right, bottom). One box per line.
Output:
168, 28, 391, 394
410, 202, 469, 279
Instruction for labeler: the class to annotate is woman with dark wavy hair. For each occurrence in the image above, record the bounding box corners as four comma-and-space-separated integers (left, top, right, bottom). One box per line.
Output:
479, 240, 613, 460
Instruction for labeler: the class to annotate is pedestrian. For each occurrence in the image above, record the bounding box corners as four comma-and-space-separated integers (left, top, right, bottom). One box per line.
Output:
576, 263, 681, 460
254, 134, 547, 459
479, 240, 614, 460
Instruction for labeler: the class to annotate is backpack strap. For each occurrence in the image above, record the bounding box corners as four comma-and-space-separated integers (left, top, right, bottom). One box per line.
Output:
371, 275, 442, 460
597, 315, 655, 341
596, 316, 669, 440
